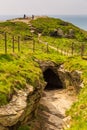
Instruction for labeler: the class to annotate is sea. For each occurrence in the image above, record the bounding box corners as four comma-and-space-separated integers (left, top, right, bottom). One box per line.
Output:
50, 15, 87, 31
0, 15, 87, 31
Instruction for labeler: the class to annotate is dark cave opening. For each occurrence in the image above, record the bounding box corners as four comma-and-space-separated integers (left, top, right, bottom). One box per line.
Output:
43, 68, 63, 90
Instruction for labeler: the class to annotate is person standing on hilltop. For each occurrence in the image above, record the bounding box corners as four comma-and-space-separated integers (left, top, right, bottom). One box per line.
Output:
32, 15, 34, 20
23, 14, 26, 19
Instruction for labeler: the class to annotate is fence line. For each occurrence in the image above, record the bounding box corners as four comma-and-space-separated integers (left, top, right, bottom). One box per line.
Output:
0, 31, 87, 58
18, 36, 20, 52
4, 32, 7, 54
12, 35, 15, 53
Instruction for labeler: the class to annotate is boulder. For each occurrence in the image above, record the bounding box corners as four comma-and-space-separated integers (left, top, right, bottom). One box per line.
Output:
57, 28, 64, 37
50, 28, 64, 37
0, 83, 44, 130
65, 29, 75, 38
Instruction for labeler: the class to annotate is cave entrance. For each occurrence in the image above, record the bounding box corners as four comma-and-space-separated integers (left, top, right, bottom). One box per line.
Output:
43, 68, 63, 90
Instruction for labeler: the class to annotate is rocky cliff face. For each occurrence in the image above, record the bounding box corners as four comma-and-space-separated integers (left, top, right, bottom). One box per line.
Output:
0, 61, 83, 130
0, 83, 44, 130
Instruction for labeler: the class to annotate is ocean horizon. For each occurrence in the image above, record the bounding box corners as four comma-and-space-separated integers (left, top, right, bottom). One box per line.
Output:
0, 15, 87, 31
0, 15, 23, 21
50, 15, 87, 31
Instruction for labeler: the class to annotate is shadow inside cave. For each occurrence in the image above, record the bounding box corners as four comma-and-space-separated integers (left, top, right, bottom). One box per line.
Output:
43, 68, 63, 90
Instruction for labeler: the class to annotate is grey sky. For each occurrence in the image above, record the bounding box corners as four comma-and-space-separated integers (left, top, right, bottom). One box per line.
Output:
0, 0, 87, 15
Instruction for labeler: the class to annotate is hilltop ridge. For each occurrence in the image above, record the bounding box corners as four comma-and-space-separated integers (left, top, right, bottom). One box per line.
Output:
1, 16, 87, 43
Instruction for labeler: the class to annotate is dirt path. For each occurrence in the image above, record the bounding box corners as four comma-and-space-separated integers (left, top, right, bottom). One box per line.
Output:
39, 39, 72, 56
36, 89, 76, 130
49, 45, 71, 56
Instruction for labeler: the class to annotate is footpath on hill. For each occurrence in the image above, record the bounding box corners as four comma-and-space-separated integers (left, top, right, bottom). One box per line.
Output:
38, 39, 72, 56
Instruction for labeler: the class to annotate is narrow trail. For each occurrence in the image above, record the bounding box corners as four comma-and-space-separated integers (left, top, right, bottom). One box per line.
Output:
39, 39, 72, 56
49, 45, 71, 56
36, 89, 76, 130
11, 18, 75, 56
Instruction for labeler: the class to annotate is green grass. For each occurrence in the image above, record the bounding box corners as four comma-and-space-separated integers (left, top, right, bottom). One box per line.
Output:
0, 41, 67, 106
31, 17, 87, 41
64, 56, 87, 130
18, 125, 31, 130
40, 36, 87, 56
0, 52, 42, 105
0, 21, 31, 35
31, 17, 87, 56
0, 17, 87, 130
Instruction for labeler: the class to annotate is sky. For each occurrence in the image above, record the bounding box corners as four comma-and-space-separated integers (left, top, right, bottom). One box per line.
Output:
0, 0, 87, 15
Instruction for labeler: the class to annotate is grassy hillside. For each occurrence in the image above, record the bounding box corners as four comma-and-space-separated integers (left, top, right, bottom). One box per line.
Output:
0, 17, 87, 130
0, 52, 43, 105
31, 17, 87, 56
64, 57, 87, 130
31, 17, 87, 41
0, 21, 30, 35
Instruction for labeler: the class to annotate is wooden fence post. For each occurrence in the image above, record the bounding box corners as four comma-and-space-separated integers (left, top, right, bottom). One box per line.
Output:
33, 39, 35, 52
57, 46, 58, 53
81, 42, 84, 57
12, 35, 15, 53
47, 43, 49, 53
18, 36, 20, 52
5, 32, 7, 54
71, 42, 74, 55
61, 49, 62, 55
67, 50, 68, 56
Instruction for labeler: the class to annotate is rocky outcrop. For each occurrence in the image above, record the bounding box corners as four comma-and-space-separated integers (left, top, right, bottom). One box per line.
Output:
58, 65, 83, 92
50, 28, 64, 37
38, 60, 83, 92
34, 61, 83, 130
0, 60, 83, 130
50, 28, 75, 38
65, 29, 75, 38
36, 89, 76, 130
0, 83, 44, 130
57, 28, 64, 37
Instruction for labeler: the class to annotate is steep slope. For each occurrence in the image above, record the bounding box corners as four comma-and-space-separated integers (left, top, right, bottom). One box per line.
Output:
31, 17, 87, 41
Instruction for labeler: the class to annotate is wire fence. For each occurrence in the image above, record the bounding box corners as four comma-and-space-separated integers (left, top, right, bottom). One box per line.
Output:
0, 32, 50, 54
0, 32, 87, 59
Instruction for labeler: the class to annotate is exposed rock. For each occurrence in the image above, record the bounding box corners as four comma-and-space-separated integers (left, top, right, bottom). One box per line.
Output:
0, 60, 82, 130
38, 61, 83, 92
0, 86, 33, 128
50, 28, 75, 38
65, 29, 75, 38
57, 28, 64, 37
59, 21, 69, 26
38, 60, 60, 72
71, 70, 83, 92
38, 110, 63, 130
35, 89, 76, 130
0, 83, 44, 130
0, 125, 8, 130
50, 28, 64, 37
63, 116, 71, 129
